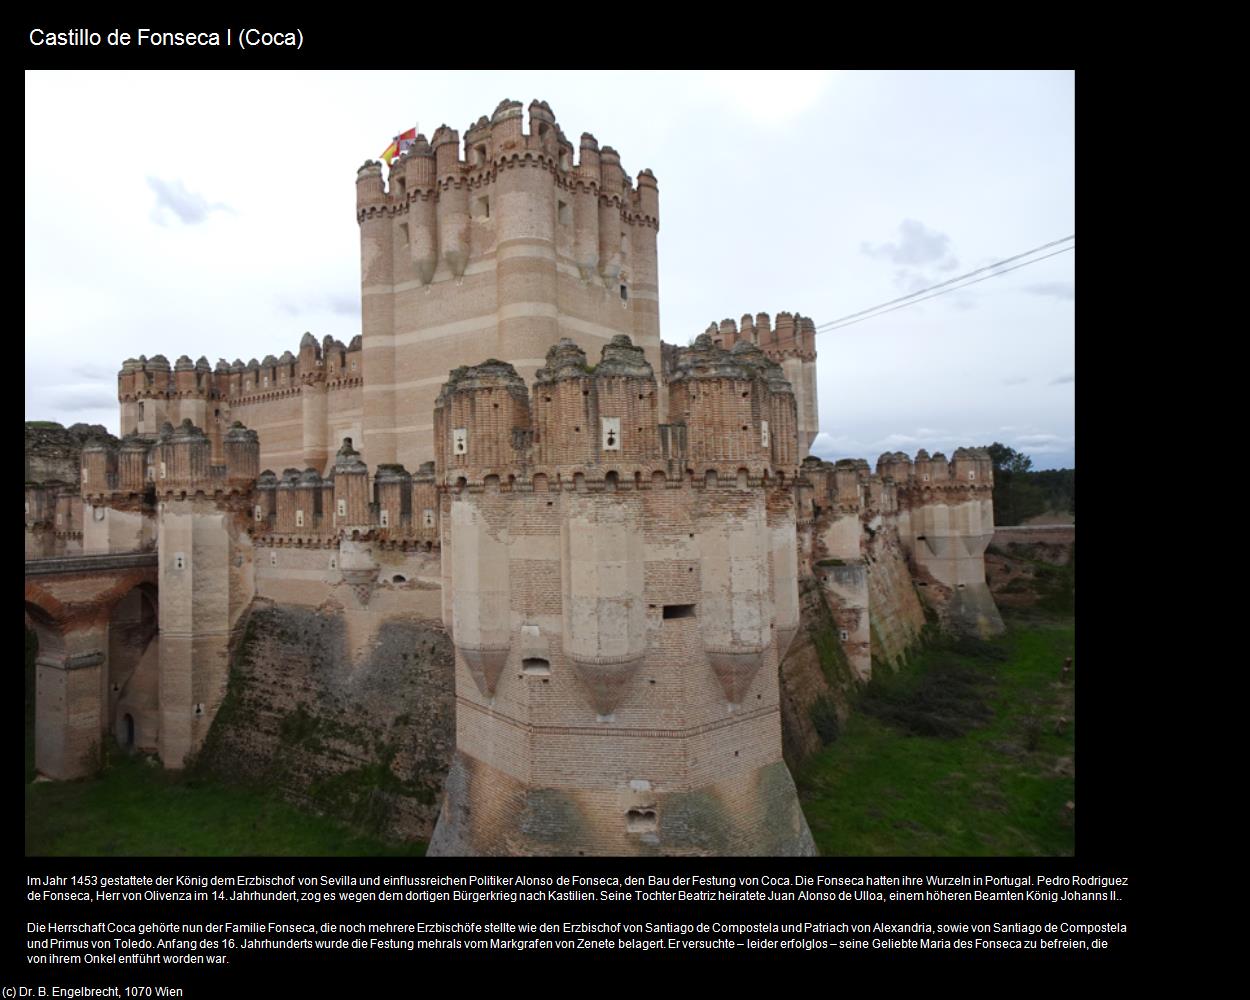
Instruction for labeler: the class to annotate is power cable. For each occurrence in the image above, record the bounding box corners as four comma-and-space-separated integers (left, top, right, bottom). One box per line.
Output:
815, 235, 1075, 334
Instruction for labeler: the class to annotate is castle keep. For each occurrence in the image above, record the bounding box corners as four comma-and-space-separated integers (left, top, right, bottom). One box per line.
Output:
24, 99, 1003, 854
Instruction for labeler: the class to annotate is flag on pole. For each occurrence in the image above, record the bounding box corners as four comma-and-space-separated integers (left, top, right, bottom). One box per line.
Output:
381, 127, 418, 165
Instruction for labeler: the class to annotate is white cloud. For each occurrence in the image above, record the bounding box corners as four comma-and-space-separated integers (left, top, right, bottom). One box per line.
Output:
146, 176, 232, 226
692, 70, 836, 125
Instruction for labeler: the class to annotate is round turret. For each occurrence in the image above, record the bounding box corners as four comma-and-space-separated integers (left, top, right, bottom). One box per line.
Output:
118, 433, 151, 493
223, 422, 260, 486
668, 335, 772, 474
434, 360, 530, 482
355, 161, 385, 212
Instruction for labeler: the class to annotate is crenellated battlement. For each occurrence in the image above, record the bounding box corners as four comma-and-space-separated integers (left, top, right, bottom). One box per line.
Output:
247, 440, 440, 547
119, 334, 364, 412
432, 334, 799, 488
798, 445, 1002, 638
692, 311, 819, 456
360, 99, 658, 228
147, 419, 259, 499
705, 311, 817, 361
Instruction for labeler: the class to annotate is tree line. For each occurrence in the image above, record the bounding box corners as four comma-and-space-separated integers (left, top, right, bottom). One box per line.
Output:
981, 443, 1074, 526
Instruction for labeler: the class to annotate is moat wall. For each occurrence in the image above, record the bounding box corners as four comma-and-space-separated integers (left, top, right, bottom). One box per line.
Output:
198, 553, 925, 847
778, 579, 859, 769
195, 600, 454, 841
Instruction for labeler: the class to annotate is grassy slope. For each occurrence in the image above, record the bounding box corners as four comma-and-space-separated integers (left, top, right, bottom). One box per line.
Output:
25, 751, 426, 857
797, 615, 1076, 856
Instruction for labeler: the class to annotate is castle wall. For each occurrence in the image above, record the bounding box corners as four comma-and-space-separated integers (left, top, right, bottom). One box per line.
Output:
33, 621, 108, 781
229, 394, 304, 472
194, 602, 454, 842
865, 528, 927, 668
83, 504, 152, 556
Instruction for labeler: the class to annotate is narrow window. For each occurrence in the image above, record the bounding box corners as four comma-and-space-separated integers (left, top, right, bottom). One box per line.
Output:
174, 552, 186, 570
295, 509, 304, 528
423, 509, 435, 528
839, 629, 849, 641
619, 284, 628, 301
472, 195, 490, 220
761, 420, 770, 448
557, 200, 571, 225
453, 428, 468, 455
400, 222, 410, 245
337, 499, 347, 517
380, 509, 389, 527
255, 505, 263, 521
159, 462, 167, 479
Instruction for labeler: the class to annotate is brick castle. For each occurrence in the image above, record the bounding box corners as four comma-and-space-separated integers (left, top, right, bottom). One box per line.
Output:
24, 99, 1002, 855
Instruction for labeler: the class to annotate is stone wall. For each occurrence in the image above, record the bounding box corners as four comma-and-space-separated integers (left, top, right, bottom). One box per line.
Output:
777, 579, 860, 769
25, 422, 114, 484
866, 527, 928, 668
985, 526, 1075, 612
195, 601, 454, 841
779, 528, 928, 770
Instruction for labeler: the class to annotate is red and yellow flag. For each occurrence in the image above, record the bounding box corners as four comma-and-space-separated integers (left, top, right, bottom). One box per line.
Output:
381, 128, 418, 165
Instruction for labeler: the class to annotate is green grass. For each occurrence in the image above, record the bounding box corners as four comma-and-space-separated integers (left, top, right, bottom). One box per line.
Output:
797, 613, 1075, 856
25, 749, 427, 856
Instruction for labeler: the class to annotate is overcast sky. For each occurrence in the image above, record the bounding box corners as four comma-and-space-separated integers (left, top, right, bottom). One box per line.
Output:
24, 70, 1074, 469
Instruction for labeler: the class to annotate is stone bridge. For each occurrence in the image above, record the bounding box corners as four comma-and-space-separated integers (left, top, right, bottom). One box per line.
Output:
25, 552, 159, 780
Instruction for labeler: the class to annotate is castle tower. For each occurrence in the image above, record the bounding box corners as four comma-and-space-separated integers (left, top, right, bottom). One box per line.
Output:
428, 337, 815, 856
357, 100, 662, 471
898, 447, 1003, 637
701, 310, 820, 456
153, 419, 258, 767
